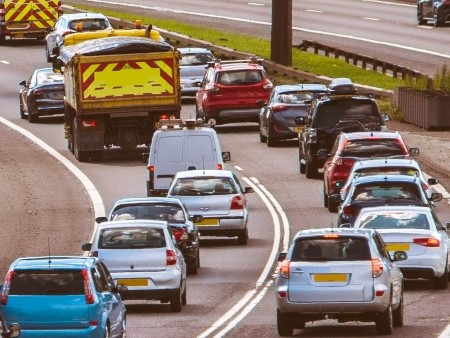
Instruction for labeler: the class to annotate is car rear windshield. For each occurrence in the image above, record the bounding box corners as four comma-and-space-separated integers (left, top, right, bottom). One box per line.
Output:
99, 227, 166, 249
352, 182, 422, 201
171, 177, 238, 195
69, 18, 110, 31
357, 167, 419, 177
313, 100, 381, 130
342, 139, 406, 158
9, 270, 84, 295
277, 92, 314, 104
180, 52, 214, 66
292, 236, 371, 261
217, 70, 264, 85
358, 212, 430, 230
111, 203, 186, 223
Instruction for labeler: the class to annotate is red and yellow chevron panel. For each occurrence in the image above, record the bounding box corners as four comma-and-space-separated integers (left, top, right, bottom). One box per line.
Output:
80, 58, 177, 101
4, 0, 59, 29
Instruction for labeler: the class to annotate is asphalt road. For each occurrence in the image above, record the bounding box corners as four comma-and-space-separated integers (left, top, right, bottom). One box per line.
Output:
1, 1, 450, 337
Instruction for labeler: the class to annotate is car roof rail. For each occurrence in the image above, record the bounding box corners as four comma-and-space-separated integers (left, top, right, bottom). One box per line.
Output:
207, 56, 264, 68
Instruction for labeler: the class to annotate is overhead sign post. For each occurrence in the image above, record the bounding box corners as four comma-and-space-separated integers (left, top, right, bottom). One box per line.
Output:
271, 0, 292, 66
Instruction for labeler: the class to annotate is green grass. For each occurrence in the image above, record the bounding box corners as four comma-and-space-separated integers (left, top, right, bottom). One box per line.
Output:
64, 3, 408, 91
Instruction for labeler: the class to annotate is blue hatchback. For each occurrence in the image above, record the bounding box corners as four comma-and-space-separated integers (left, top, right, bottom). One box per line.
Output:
0, 256, 126, 338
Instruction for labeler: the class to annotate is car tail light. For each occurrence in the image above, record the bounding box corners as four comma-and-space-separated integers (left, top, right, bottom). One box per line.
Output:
216, 163, 223, 170
413, 238, 440, 247
148, 165, 155, 185
172, 228, 188, 241
0, 271, 13, 305
230, 195, 244, 209
271, 104, 288, 113
421, 181, 430, 192
372, 258, 383, 278
331, 158, 355, 182
81, 120, 97, 128
166, 249, 177, 265
82, 269, 95, 304
279, 259, 290, 279
342, 205, 358, 217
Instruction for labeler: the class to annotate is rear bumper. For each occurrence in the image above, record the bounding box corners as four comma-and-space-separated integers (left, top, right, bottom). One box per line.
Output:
196, 217, 247, 236
205, 108, 260, 124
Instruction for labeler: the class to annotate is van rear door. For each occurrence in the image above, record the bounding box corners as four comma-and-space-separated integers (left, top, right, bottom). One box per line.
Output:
186, 134, 218, 170
153, 134, 185, 190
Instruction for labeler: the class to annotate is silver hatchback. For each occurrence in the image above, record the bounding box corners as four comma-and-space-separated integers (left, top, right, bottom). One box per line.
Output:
275, 228, 407, 336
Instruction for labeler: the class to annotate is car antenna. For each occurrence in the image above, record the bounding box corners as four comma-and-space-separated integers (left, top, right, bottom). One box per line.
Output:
47, 237, 52, 266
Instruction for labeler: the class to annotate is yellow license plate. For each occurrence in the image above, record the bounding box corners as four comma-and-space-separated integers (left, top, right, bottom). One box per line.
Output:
117, 279, 148, 287
294, 126, 302, 132
313, 273, 348, 282
386, 243, 410, 252
195, 218, 219, 226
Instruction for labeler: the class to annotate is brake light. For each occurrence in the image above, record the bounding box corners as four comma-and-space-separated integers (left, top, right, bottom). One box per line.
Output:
82, 269, 95, 304
1, 271, 13, 305
279, 259, 290, 279
335, 158, 355, 167
216, 163, 223, 170
421, 181, 430, 192
148, 165, 154, 185
413, 238, 440, 247
172, 228, 188, 241
372, 258, 383, 278
342, 205, 358, 217
323, 234, 339, 238
166, 249, 177, 265
81, 120, 97, 127
271, 104, 288, 113
230, 195, 244, 209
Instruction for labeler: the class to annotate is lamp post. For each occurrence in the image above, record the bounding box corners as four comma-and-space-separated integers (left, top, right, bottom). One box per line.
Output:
271, 0, 292, 66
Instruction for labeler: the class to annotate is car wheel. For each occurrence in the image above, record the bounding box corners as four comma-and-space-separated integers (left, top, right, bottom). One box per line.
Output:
432, 265, 448, 289
276, 309, 295, 336
433, 10, 443, 27
238, 227, 248, 245
375, 299, 393, 335
28, 113, 39, 123
170, 285, 182, 312
19, 102, 26, 119
197, 247, 200, 268
393, 289, 404, 328
327, 196, 338, 213
305, 157, 317, 179
267, 132, 277, 147
182, 285, 187, 306
417, 6, 427, 25
73, 118, 89, 162
103, 324, 111, 338
187, 261, 198, 275
259, 131, 267, 143
323, 186, 328, 207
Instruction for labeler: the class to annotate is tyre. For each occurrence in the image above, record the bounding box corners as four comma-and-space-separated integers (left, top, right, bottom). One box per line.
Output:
73, 118, 89, 162
187, 261, 198, 275
103, 324, 111, 338
237, 227, 248, 245
433, 11, 443, 27
276, 309, 294, 336
375, 301, 393, 335
393, 289, 404, 328
417, 6, 427, 25
267, 133, 277, 147
19, 103, 26, 119
305, 158, 317, 179
327, 197, 338, 213
432, 266, 448, 290
323, 188, 328, 207
182, 285, 187, 306
28, 113, 39, 123
259, 132, 267, 143
170, 286, 182, 313
197, 248, 201, 268
299, 148, 306, 174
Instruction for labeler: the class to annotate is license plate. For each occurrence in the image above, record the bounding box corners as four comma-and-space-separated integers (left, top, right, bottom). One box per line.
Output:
313, 273, 348, 282
195, 218, 219, 226
117, 279, 148, 287
294, 126, 302, 132
386, 243, 410, 252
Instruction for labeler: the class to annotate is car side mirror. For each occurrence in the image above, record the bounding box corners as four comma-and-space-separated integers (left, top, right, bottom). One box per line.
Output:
382, 113, 390, 122
277, 252, 287, 262
222, 151, 231, 162
409, 147, 420, 156
95, 216, 108, 224
428, 177, 439, 185
81, 242, 92, 251
430, 192, 443, 202
316, 149, 329, 161
19, 80, 26, 86
191, 215, 204, 223
295, 116, 306, 126
244, 186, 254, 194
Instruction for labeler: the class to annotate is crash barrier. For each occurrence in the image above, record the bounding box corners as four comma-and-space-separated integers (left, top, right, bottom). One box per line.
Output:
296, 40, 430, 82
64, 6, 393, 99
394, 87, 450, 130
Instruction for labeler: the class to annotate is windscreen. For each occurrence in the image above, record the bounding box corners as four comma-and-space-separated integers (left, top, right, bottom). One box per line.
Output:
291, 236, 371, 261
352, 182, 422, 201
9, 270, 84, 295
171, 177, 237, 195
99, 227, 166, 249
358, 212, 430, 230
342, 139, 406, 157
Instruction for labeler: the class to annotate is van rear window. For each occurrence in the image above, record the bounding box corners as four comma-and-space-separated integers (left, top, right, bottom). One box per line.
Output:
9, 271, 84, 295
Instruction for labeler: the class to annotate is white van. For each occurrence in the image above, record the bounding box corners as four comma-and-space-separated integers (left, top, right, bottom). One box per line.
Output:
145, 119, 230, 196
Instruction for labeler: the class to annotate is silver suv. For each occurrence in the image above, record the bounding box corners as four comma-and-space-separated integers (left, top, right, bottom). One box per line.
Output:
275, 228, 407, 336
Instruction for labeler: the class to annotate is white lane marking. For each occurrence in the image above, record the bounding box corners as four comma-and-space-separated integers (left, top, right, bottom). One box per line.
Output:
0, 60, 9, 64
83, 0, 450, 59
306, 9, 323, 13
0, 117, 106, 228
364, 17, 380, 21
363, 0, 414, 7
439, 325, 450, 338
248, 2, 264, 6
234, 165, 243, 171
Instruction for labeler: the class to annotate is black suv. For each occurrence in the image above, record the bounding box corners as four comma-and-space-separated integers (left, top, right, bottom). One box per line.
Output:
296, 78, 389, 178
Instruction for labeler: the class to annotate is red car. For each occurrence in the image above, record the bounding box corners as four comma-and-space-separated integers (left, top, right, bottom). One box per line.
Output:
321, 131, 419, 212
195, 57, 273, 127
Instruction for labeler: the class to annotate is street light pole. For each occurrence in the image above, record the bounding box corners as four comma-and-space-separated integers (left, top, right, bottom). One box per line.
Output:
271, 0, 292, 66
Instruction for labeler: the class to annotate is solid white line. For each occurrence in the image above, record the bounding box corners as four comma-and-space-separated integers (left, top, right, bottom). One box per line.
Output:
0, 117, 106, 221
438, 324, 450, 338
364, 17, 380, 21
248, 2, 264, 6
306, 9, 323, 13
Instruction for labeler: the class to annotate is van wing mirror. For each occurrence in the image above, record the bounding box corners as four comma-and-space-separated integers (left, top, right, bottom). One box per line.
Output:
430, 192, 443, 202
409, 147, 420, 156
95, 216, 108, 224
81, 242, 92, 251
222, 151, 231, 162
244, 186, 254, 194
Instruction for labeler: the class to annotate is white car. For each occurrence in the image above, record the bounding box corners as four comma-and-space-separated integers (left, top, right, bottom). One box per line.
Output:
167, 169, 254, 245
81, 219, 187, 312
339, 158, 439, 201
352, 205, 450, 289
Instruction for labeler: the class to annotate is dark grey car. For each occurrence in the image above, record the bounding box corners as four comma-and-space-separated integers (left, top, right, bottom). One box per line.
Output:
179, 47, 214, 97
418, 0, 450, 26
259, 84, 327, 147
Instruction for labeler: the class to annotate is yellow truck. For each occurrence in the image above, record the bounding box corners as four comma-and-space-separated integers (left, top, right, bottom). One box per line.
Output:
54, 29, 181, 161
0, 0, 61, 44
